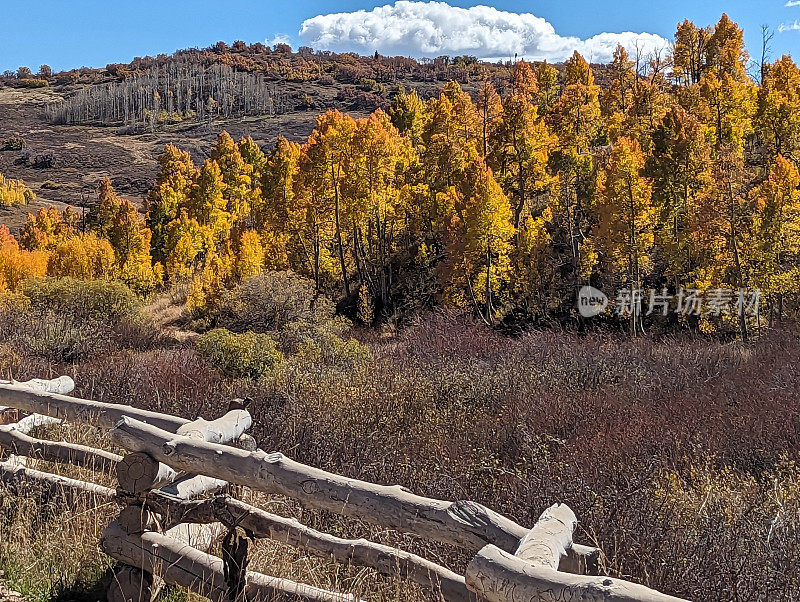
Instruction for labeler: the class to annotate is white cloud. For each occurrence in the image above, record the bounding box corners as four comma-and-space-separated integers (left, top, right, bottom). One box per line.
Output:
779, 20, 800, 33
298, 1, 669, 63
786, 0, 800, 7
266, 34, 292, 48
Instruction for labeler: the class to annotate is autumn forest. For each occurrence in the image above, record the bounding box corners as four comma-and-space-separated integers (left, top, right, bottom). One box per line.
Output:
1, 14, 797, 339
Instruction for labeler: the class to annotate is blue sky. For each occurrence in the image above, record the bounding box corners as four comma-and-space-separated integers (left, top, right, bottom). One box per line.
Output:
1, 1, 798, 72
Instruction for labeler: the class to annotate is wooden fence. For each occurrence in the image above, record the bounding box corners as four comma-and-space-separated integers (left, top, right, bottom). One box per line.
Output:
0, 376, 690, 602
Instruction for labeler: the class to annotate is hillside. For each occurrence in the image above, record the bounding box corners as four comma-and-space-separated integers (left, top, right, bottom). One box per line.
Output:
0, 45, 504, 231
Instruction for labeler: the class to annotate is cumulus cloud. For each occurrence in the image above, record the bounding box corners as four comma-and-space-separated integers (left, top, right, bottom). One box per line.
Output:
298, 1, 669, 63
786, 0, 800, 7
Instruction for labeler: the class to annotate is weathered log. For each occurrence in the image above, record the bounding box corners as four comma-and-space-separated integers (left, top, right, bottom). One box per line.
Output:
515, 503, 577, 570
100, 520, 355, 602
159, 473, 228, 500
139, 491, 475, 602
0, 382, 189, 431
118, 502, 223, 549
108, 417, 599, 567
0, 376, 76, 396
176, 409, 252, 443
17, 376, 76, 394
117, 452, 181, 494
116, 409, 251, 493
466, 545, 690, 602
0, 425, 121, 472
0, 460, 115, 500
0, 377, 72, 430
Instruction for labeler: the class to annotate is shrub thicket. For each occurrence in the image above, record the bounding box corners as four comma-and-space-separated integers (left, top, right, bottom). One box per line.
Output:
197, 328, 283, 379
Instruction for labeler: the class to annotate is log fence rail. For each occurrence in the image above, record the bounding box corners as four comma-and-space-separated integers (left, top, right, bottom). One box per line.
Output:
0, 377, 690, 602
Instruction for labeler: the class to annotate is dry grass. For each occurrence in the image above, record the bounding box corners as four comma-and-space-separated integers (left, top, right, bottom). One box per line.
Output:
2, 309, 800, 600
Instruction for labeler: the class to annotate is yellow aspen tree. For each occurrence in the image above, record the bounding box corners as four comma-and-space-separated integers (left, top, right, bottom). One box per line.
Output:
753, 155, 800, 322
535, 61, 560, 117
48, 233, 115, 280
19, 206, 75, 251
189, 159, 231, 244
234, 229, 265, 280
0, 173, 35, 207
756, 56, 800, 162
551, 51, 602, 154
699, 71, 756, 154
389, 87, 427, 147
595, 137, 656, 335
671, 19, 712, 86
705, 14, 749, 82
301, 110, 357, 296
0, 226, 47, 292
146, 144, 196, 264
647, 105, 713, 288
211, 131, 253, 224
477, 79, 502, 160
442, 160, 514, 323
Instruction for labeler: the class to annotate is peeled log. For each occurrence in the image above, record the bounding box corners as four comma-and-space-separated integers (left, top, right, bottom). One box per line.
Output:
141, 492, 475, 602
0, 383, 188, 431
515, 503, 577, 570
176, 410, 252, 443
110, 417, 598, 568
117, 452, 181, 494
100, 521, 354, 602
159, 473, 228, 500
0, 460, 115, 501
111, 418, 531, 553
0, 425, 121, 472
16, 377, 76, 395
466, 545, 690, 602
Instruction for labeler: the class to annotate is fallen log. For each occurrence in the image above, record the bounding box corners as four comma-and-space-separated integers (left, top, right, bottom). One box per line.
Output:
0, 382, 188, 431
109, 417, 599, 568
159, 473, 228, 500
0, 425, 121, 472
465, 545, 690, 602
138, 491, 475, 602
100, 520, 355, 602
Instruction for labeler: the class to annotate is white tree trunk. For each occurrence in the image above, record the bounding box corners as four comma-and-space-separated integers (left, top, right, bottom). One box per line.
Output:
176, 410, 252, 443
0, 460, 115, 500
116, 452, 182, 494
515, 503, 577, 570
